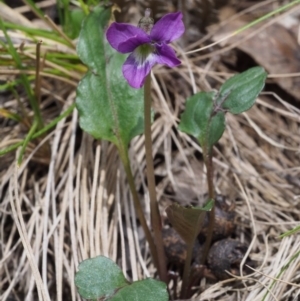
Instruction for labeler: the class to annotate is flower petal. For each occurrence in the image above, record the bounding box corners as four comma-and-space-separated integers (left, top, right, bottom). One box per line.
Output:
122, 52, 157, 88
150, 12, 185, 43
155, 44, 181, 67
118, 36, 151, 53
106, 22, 150, 53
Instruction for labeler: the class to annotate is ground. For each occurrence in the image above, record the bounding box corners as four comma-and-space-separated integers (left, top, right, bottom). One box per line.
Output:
0, 1, 300, 300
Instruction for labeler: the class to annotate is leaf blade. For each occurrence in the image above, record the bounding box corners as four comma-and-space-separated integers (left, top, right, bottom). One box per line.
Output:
178, 91, 225, 149
218, 66, 267, 114
76, 7, 144, 148
166, 201, 213, 245
111, 278, 168, 301
75, 256, 129, 299
178, 91, 215, 146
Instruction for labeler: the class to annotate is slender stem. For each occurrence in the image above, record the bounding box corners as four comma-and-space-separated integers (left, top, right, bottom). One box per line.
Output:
205, 149, 215, 199
0, 18, 44, 130
200, 148, 215, 265
0, 103, 75, 156
34, 41, 43, 106
144, 74, 168, 282
119, 149, 158, 269
180, 240, 194, 299
44, 15, 76, 49
17, 119, 38, 166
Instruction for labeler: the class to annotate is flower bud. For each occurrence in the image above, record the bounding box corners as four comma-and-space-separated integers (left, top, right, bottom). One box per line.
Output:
138, 8, 154, 34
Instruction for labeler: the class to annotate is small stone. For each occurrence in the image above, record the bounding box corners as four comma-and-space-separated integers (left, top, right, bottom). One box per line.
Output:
207, 238, 252, 280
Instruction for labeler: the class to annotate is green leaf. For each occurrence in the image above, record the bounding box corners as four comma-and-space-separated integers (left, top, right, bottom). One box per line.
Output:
195, 199, 214, 211
208, 111, 226, 149
217, 66, 267, 114
75, 256, 129, 299
75, 256, 168, 301
111, 278, 168, 301
165, 200, 213, 245
279, 225, 300, 238
166, 200, 213, 299
69, 9, 86, 39
178, 91, 225, 149
76, 7, 144, 147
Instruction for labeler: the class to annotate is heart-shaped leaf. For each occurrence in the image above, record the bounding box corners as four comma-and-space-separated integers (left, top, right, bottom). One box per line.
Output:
165, 200, 213, 245
75, 256, 129, 299
75, 256, 168, 301
166, 201, 214, 298
111, 278, 168, 301
217, 66, 267, 114
76, 7, 144, 148
178, 91, 225, 150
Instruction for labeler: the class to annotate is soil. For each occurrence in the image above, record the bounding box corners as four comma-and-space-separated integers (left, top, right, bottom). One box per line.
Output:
1, 1, 300, 301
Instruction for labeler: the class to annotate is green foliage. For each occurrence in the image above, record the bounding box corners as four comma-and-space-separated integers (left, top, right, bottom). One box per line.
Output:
76, 6, 144, 148
166, 200, 213, 245
262, 249, 300, 301
69, 9, 86, 38
179, 67, 267, 150
178, 91, 225, 150
75, 256, 128, 299
0, 1, 79, 158
0, 19, 41, 125
217, 66, 267, 114
279, 224, 300, 238
166, 200, 213, 298
0, 104, 75, 156
57, 0, 87, 39
110, 279, 168, 301
22, 0, 45, 20
75, 256, 168, 301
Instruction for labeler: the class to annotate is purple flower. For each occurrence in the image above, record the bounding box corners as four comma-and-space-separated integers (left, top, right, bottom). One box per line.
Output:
106, 12, 185, 89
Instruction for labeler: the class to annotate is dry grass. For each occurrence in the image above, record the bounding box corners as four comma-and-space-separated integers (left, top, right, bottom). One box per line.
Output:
1, 1, 300, 300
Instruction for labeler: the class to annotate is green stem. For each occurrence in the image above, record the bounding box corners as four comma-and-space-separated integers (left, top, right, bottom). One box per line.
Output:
144, 74, 167, 282
119, 149, 158, 270
78, 0, 89, 15
200, 148, 215, 265
0, 19, 44, 130
35, 41, 42, 106
262, 249, 300, 301
0, 103, 75, 156
17, 119, 38, 166
234, 0, 300, 36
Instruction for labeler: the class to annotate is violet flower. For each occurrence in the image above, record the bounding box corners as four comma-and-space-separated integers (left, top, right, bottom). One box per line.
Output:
106, 12, 185, 89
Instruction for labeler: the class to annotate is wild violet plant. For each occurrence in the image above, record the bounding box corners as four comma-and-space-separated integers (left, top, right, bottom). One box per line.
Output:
75, 5, 267, 300
105, 9, 185, 282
